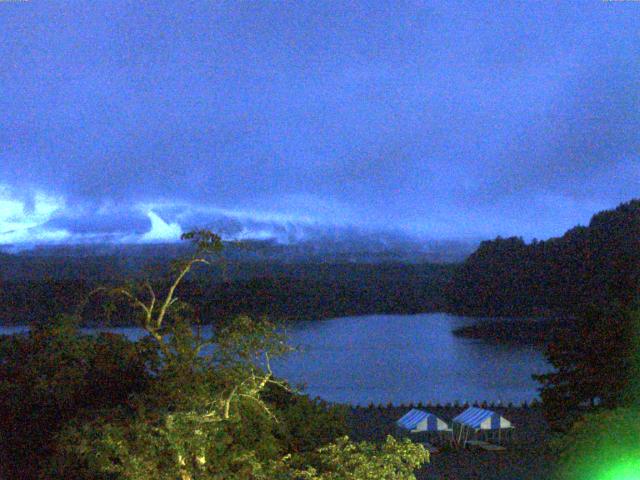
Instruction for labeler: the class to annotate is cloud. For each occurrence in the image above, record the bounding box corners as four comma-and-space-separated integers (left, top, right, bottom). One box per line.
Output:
0, 227, 70, 246
0, 2, 638, 243
0, 187, 69, 245
139, 211, 182, 243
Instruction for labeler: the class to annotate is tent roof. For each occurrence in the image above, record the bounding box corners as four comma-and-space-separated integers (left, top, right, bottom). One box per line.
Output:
452, 407, 512, 430
396, 409, 451, 432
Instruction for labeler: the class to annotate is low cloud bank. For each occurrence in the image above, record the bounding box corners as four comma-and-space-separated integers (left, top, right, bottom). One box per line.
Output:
1, 188, 466, 252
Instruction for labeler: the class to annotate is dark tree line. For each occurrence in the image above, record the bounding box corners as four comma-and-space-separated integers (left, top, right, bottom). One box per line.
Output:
0, 263, 455, 326
534, 304, 640, 431
445, 199, 640, 317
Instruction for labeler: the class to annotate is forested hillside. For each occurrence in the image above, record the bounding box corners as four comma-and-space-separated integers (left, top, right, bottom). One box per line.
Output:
445, 199, 640, 317
0, 263, 455, 325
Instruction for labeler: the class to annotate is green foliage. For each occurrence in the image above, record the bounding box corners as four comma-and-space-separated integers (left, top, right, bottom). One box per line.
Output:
277, 435, 429, 480
180, 229, 224, 255
0, 314, 155, 479
274, 394, 349, 454
551, 407, 640, 480
51, 310, 425, 480
215, 314, 293, 363
49, 314, 342, 479
50, 406, 276, 480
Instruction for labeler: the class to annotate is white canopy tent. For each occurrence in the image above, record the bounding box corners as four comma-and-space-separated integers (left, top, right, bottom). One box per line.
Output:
451, 407, 514, 447
396, 409, 452, 443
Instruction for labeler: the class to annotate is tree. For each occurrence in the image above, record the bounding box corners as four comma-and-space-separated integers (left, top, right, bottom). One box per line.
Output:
48, 230, 428, 480
445, 199, 640, 317
274, 435, 430, 480
547, 309, 640, 479
0, 314, 156, 480
534, 304, 640, 431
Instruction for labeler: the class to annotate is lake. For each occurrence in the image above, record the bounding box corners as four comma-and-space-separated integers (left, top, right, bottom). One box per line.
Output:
0, 313, 551, 406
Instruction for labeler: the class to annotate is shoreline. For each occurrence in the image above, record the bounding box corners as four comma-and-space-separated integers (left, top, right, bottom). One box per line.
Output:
0, 308, 557, 327
345, 399, 540, 410
452, 316, 573, 346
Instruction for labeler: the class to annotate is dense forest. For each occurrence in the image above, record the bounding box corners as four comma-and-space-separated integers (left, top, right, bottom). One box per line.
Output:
0, 235, 465, 326
0, 236, 473, 282
445, 199, 640, 318
0, 262, 455, 326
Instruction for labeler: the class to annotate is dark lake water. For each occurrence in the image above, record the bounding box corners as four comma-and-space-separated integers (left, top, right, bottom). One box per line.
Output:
0, 313, 551, 406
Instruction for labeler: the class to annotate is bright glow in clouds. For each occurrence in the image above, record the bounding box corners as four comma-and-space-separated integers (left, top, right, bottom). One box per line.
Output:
138, 193, 355, 228
134, 198, 359, 244
0, 187, 70, 245
140, 211, 182, 243
0, 188, 184, 246
0, 191, 360, 247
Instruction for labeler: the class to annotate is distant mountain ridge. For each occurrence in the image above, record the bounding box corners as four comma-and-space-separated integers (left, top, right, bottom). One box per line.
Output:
445, 199, 640, 317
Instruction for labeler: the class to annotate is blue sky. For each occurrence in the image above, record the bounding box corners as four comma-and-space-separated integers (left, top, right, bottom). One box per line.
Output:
1, 1, 639, 245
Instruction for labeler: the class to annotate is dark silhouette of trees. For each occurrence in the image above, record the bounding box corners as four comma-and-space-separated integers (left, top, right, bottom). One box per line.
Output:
0, 263, 454, 326
445, 199, 640, 317
533, 305, 640, 430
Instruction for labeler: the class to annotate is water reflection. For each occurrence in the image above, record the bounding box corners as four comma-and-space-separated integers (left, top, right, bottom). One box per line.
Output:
0, 313, 550, 405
